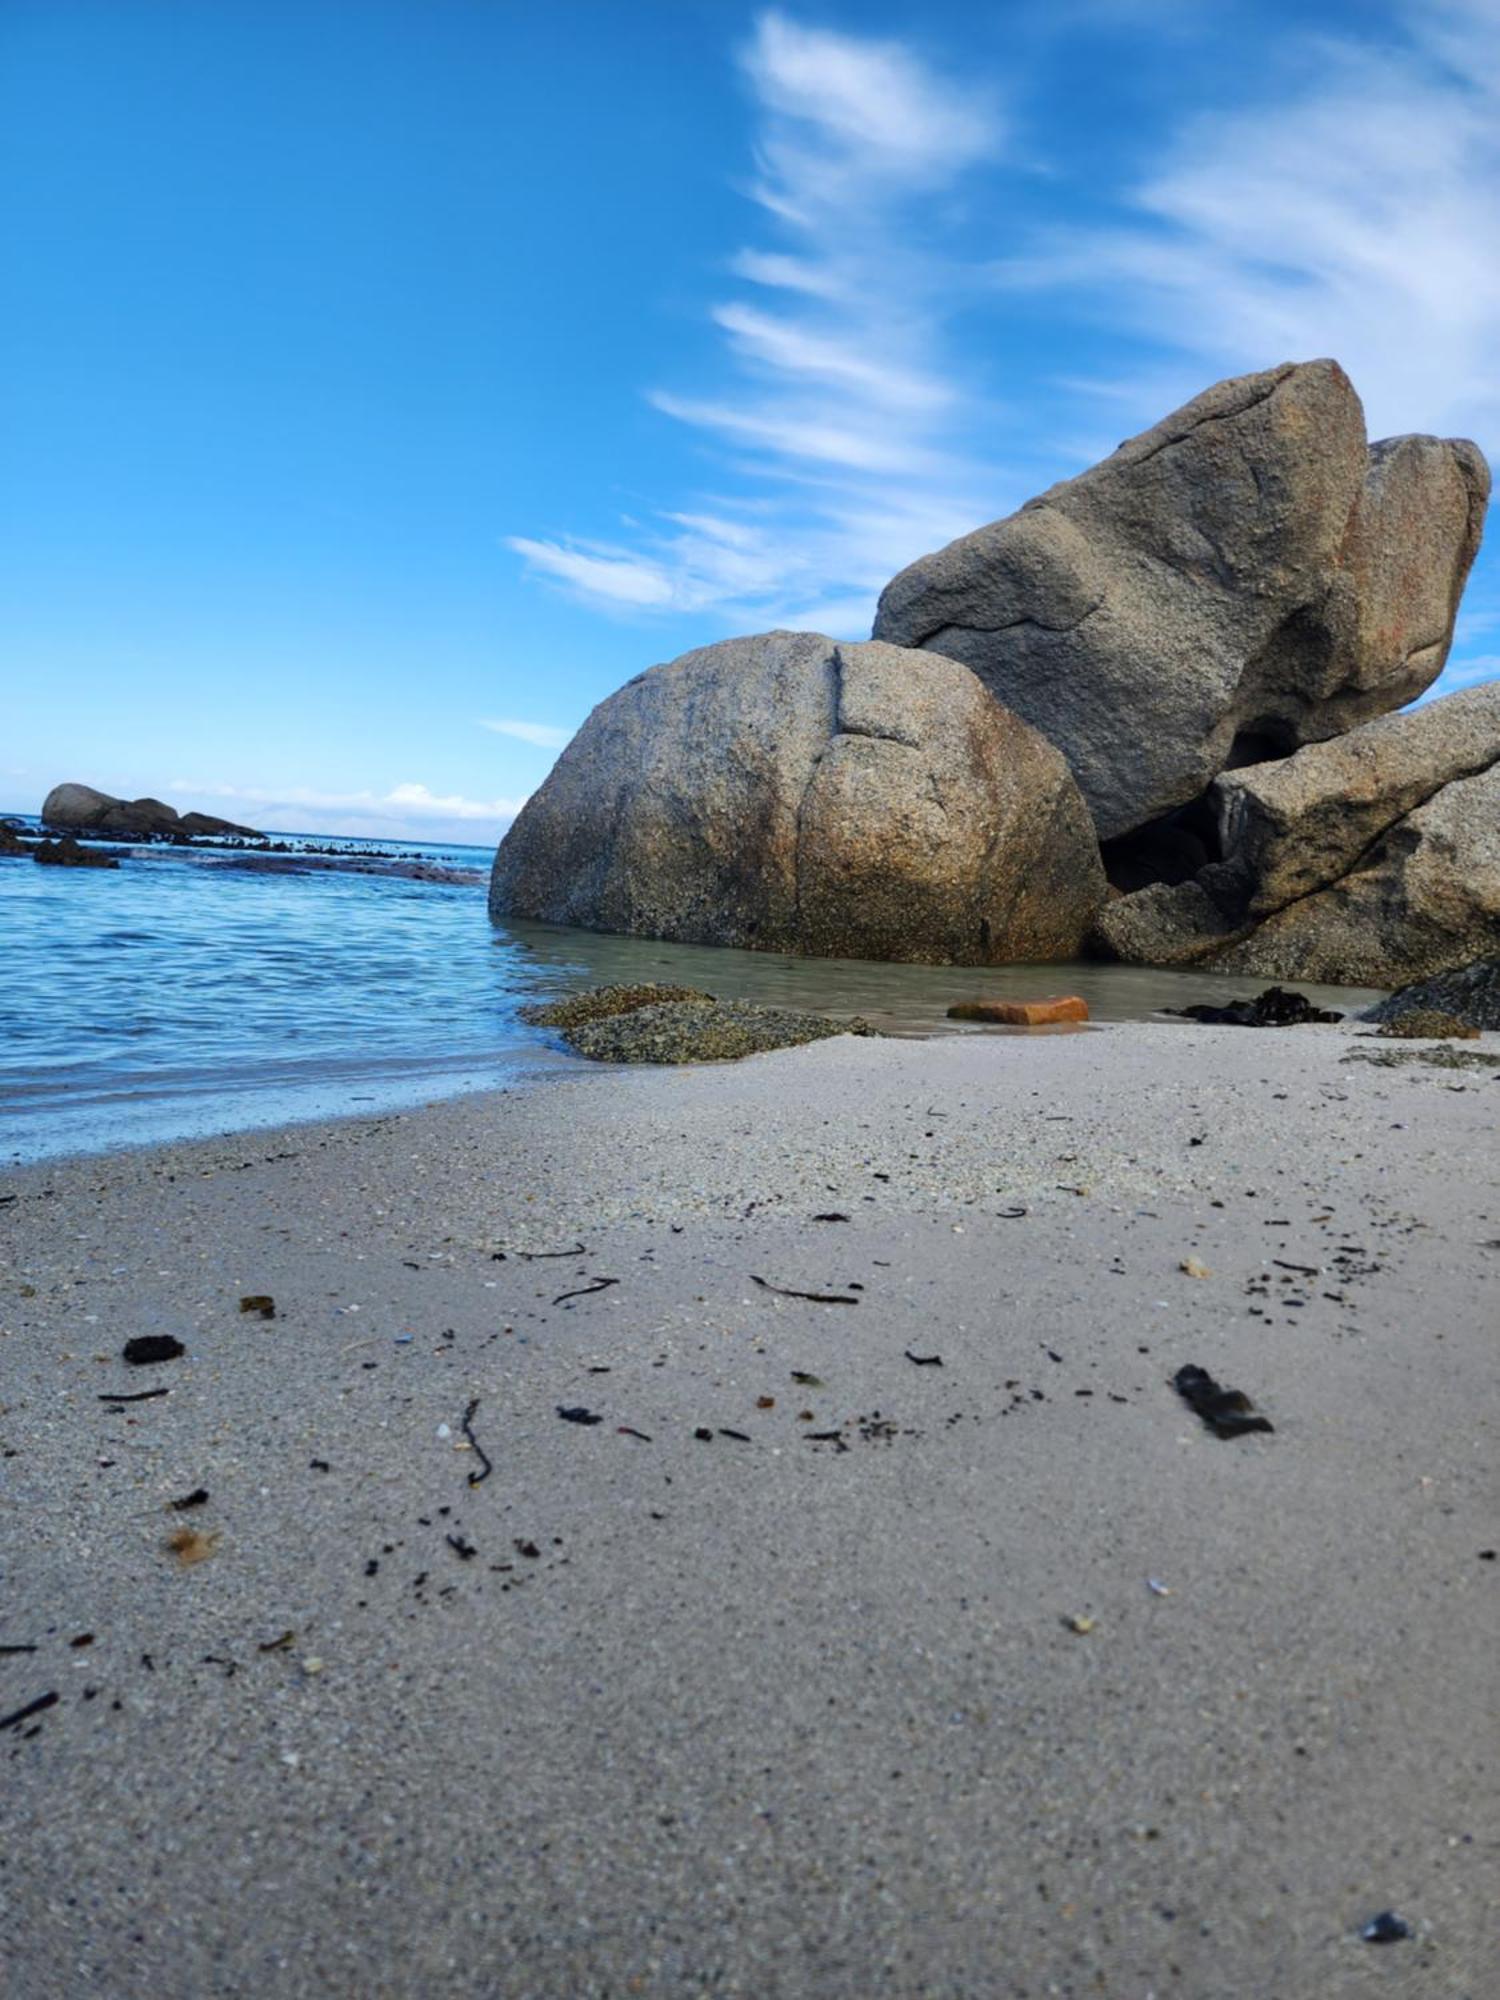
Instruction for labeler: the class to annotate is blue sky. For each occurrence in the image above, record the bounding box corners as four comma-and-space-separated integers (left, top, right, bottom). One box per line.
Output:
3, 0, 1497, 842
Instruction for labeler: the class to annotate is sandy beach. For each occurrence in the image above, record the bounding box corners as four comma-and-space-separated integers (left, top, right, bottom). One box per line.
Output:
1, 1021, 1496, 1999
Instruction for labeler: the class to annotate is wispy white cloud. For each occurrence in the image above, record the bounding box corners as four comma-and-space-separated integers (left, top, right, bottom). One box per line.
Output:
998, 3, 1500, 451
171, 779, 529, 829
509, 9, 1008, 634
478, 717, 574, 750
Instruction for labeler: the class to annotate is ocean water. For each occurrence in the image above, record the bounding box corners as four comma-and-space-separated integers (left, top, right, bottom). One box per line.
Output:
0, 817, 1389, 1164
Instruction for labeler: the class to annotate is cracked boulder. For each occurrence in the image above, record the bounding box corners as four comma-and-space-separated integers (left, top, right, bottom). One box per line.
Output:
873, 359, 1488, 839
488, 630, 1105, 964
1095, 684, 1500, 984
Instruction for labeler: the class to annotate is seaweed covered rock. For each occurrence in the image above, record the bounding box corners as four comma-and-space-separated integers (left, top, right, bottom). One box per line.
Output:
875, 361, 1488, 839
33, 834, 119, 869
1364, 958, 1500, 1032
520, 985, 716, 1030
565, 999, 873, 1064
490, 631, 1105, 965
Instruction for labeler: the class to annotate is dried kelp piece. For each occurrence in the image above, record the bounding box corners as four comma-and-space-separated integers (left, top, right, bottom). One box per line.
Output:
718, 1428, 751, 1442
751, 1275, 859, 1306
812, 1212, 850, 1223
1361, 1912, 1411, 1944
169, 1488, 209, 1512
461, 1397, 493, 1485
790, 1370, 824, 1387
556, 1406, 603, 1426
804, 1430, 849, 1452
257, 1631, 295, 1653
445, 1533, 477, 1560
1173, 1364, 1274, 1439
122, 1335, 184, 1366
507, 1243, 587, 1260
165, 1526, 220, 1566
905, 1350, 944, 1367
552, 1277, 619, 1306
239, 1295, 275, 1319
1, 1691, 59, 1732
617, 1425, 653, 1442
1169, 986, 1342, 1027
98, 1386, 169, 1404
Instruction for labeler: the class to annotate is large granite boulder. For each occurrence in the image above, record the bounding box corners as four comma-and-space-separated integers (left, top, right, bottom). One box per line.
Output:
874, 361, 1488, 840
1096, 683, 1500, 968
490, 631, 1106, 964
41, 783, 258, 839
1204, 761, 1500, 987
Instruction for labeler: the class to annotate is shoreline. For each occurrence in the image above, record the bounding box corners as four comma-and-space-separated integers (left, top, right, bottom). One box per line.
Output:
2, 1022, 1496, 1997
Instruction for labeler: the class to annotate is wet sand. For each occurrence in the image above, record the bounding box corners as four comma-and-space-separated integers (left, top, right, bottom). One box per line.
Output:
1, 1023, 1496, 1998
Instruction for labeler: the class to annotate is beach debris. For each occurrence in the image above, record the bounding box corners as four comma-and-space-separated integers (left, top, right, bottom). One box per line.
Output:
513, 1539, 540, 1559
1179, 1257, 1212, 1280
751, 1275, 860, 1306
122, 1335, 184, 1366
460, 1397, 493, 1485
552, 1277, 619, 1306
98, 1386, 170, 1404
1146, 1578, 1173, 1597
1173, 1364, 1274, 1439
947, 995, 1089, 1026
755, 1396, 775, 1409
257, 1631, 296, 1653
169, 1488, 210, 1512
805, 1429, 849, 1451
445, 1533, 478, 1560
239, 1294, 276, 1319
164, 1526, 219, 1567
1063, 1614, 1096, 1635
1167, 986, 1342, 1027
0, 1644, 39, 1657
501, 1242, 587, 1260
812, 1212, 850, 1222
1360, 1911, 1411, 1944
718, 1428, 751, 1442
791, 1370, 824, 1387
905, 1350, 944, 1367
1, 1691, 59, 1732
556, 1406, 603, 1426
693, 1427, 714, 1442
617, 1425, 653, 1441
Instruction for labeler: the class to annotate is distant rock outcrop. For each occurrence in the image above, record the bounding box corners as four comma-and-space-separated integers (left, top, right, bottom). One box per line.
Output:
873, 360, 1489, 842
41, 783, 259, 840
490, 631, 1106, 965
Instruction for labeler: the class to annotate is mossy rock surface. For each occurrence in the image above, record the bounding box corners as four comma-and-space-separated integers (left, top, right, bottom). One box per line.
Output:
520, 983, 715, 1031
564, 999, 874, 1065
1374, 1010, 1479, 1041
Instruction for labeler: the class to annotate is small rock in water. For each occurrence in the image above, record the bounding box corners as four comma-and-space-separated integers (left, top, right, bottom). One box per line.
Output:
565, 999, 874, 1066
947, 995, 1089, 1026
519, 983, 715, 1031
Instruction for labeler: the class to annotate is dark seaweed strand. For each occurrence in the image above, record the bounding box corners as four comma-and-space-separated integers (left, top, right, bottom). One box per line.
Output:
461, 1397, 493, 1486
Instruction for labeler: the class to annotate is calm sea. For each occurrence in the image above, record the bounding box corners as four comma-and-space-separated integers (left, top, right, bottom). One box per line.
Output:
0, 816, 1388, 1164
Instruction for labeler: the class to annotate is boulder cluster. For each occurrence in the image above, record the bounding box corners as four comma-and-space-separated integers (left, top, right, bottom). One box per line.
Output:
40, 783, 258, 841
492, 360, 1494, 986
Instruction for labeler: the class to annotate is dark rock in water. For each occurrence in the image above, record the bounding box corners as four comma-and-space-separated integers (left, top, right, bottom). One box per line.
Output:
520, 984, 715, 1031
490, 631, 1105, 965
1167, 986, 1341, 1027
1364, 957, 1500, 1032
177, 810, 261, 838
0, 821, 28, 855
33, 834, 119, 870
564, 998, 874, 1065
41, 782, 260, 840
875, 360, 1488, 840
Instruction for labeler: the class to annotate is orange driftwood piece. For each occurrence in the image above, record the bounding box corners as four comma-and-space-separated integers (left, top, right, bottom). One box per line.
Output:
946, 995, 1090, 1026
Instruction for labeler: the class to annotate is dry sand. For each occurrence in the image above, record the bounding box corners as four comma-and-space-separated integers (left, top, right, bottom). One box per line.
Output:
1, 1022, 1496, 1999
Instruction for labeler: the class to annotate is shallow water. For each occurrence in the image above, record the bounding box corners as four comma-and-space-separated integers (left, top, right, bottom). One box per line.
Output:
0, 819, 1388, 1163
